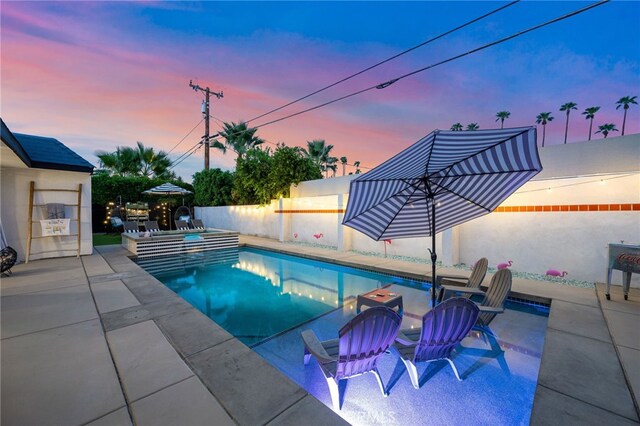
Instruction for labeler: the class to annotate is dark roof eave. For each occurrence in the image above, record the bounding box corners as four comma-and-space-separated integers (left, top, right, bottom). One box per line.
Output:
30, 160, 94, 174
1, 119, 32, 167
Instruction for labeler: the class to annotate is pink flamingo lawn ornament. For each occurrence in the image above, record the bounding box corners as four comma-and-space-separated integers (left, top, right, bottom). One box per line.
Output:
313, 233, 324, 239
546, 269, 568, 277
293, 233, 298, 238
383, 239, 392, 258
497, 260, 513, 270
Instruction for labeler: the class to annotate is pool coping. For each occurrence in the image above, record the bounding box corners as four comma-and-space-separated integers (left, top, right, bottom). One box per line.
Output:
102, 236, 639, 425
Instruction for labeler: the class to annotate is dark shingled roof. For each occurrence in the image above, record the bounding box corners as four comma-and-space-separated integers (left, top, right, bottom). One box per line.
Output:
1, 119, 93, 173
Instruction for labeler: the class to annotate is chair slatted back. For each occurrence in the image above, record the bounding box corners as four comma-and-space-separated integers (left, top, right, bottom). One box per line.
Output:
336, 307, 401, 380
144, 221, 160, 232
123, 222, 139, 233
468, 257, 488, 288
175, 220, 190, 230
478, 268, 512, 326
191, 219, 205, 229
415, 298, 479, 362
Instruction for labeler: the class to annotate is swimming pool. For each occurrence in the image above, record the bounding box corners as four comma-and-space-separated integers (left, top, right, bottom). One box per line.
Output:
140, 247, 431, 345
139, 247, 549, 425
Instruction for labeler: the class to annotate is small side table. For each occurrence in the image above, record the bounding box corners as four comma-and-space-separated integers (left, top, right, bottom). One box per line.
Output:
356, 288, 403, 316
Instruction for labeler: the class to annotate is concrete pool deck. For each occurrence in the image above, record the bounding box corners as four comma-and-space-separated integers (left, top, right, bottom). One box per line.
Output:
1, 235, 638, 425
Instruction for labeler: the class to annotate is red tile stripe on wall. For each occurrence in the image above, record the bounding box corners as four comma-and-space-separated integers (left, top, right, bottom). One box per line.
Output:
493, 204, 640, 212
275, 204, 640, 214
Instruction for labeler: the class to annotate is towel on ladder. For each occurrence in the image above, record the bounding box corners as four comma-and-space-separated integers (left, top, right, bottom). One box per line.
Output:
47, 203, 66, 219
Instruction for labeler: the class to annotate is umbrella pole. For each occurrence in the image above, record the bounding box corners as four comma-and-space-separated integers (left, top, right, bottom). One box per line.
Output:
429, 200, 437, 307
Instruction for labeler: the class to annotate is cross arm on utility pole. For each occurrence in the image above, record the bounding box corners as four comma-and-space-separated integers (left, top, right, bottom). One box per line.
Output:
188, 80, 223, 170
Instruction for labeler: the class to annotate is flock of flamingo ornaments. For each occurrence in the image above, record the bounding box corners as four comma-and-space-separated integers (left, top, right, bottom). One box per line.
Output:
498, 260, 568, 278
294, 233, 568, 278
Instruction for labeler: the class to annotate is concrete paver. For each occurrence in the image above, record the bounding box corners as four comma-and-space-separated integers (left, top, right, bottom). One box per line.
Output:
547, 299, 611, 343
619, 346, 640, 404
82, 254, 115, 276
0, 256, 87, 295
91, 280, 141, 314
86, 408, 132, 426
101, 297, 192, 332
131, 376, 234, 426
603, 309, 640, 350
531, 386, 639, 426
1, 319, 125, 426
537, 329, 638, 421
155, 309, 234, 358
107, 320, 194, 402
266, 394, 350, 426
187, 338, 307, 425
1, 283, 98, 338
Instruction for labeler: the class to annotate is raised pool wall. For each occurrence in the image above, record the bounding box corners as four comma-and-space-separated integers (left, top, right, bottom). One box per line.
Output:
196, 134, 640, 287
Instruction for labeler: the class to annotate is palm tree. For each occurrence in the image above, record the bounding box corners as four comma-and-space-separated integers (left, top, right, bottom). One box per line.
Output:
495, 111, 510, 129
340, 156, 348, 176
325, 156, 338, 178
466, 123, 479, 131
216, 121, 264, 158
582, 106, 600, 141
559, 102, 578, 144
535, 112, 554, 147
595, 123, 618, 139
303, 139, 335, 177
96, 146, 139, 176
615, 96, 637, 136
95, 143, 173, 178
354, 160, 362, 174
450, 123, 463, 131
135, 141, 172, 178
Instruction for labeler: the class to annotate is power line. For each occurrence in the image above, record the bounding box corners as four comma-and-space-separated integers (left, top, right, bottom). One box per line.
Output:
245, 1, 521, 124
252, 0, 609, 130
167, 119, 204, 154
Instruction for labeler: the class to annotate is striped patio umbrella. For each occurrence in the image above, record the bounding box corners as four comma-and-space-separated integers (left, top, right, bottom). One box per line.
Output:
143, 183, 192, 230
343, 127, 542, 306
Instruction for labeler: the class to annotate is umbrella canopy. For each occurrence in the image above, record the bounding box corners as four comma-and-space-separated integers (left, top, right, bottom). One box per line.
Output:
143, 183, 192, 196
343, 126, 542, 306
143, 183, 192, 230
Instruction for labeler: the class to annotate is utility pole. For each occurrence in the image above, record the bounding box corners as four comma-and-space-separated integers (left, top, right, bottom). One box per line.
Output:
189, 80, 223, 170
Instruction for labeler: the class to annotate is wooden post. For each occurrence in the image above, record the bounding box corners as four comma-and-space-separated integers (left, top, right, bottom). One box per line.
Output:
26, 181, 35, 263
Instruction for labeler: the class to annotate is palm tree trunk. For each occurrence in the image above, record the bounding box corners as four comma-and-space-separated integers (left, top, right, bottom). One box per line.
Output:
501, 119, 504, 129
342, 164, 346, 176
542, 124, 546, 147
564, 112, 569, 144
622, 108, 628, 136
588, 118, 593, 141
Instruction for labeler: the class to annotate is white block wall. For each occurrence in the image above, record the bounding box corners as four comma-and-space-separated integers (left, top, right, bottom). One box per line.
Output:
1, 166, 93, 261
196, 134, 640, 286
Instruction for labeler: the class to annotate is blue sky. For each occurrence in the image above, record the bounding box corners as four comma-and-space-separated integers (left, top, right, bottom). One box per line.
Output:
2, 1, 639, 179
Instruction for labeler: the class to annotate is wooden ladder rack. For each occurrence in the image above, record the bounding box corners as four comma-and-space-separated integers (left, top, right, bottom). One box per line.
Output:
26, 181, 82, 263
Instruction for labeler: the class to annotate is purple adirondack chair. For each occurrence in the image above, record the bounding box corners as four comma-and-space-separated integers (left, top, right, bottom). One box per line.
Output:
395, 297, 480, 388
302, 306, 402, 410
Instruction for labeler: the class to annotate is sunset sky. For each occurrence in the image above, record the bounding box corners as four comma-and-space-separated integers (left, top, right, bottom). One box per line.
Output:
2, 1, 639, 180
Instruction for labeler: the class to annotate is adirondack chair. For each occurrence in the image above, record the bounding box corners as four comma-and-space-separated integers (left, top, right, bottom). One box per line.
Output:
144, 221, 160, 232
395, 297, 480, 388
302, 306, 402, 410
191, 219, 205, 229
123, 221, 139, 233
474, 268, 512, 338
437, 257, 488, 302
174, 220, 190, 230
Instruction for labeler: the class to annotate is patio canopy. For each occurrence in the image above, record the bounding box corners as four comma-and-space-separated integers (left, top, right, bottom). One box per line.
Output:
343, 126, 542, 306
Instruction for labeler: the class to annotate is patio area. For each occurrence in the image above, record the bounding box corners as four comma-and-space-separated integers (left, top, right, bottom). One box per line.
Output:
1, 235, 638, 425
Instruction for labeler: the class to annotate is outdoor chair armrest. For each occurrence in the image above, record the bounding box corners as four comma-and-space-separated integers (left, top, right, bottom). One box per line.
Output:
438, 274, 469, 285
452, 287, 486, 296
301, 329, 334, 364
395, 330, 419, 346
478, 306, 504, 314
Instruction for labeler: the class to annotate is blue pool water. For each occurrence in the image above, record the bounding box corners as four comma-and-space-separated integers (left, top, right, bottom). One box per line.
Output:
138, 247, 549, 425
140, 247, 431, 345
